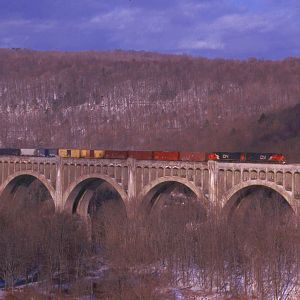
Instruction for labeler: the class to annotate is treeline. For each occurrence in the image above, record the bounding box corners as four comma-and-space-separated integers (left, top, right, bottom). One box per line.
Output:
0, 49, 300, 160
0, 190, 299, 299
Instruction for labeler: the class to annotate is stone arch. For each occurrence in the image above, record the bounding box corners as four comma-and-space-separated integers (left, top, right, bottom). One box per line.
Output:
172, 167, 179, 177
165, 167, 171, 176
0, 170, 58, 209
222, 179, 296, 213
295, 172, 300, 199
180, 167, 187, 178
284, 172, 293, 191
250, 170, 258, 180
226, 169, 234, 190
234, 170, 241, 185
63, 174, 128, 218
0, 171, 56, 204
242, 170, 250, 181
259, 170, 266, 180
139, 176, 208, 214
267, 171, 275, 182
276, 171, 283, 185
157, 167, 163, 177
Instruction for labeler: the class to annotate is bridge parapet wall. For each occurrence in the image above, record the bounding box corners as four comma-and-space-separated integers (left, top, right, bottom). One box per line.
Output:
134, 160, 209, 199
59, 158, 130, 195
216, 162, 300, 212
0, 156, 58, 188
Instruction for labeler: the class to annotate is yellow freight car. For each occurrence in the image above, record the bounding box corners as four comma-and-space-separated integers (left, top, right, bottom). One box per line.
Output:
58, 149, 69, 158
70, 149, 80, 158
59, 148, 105, 159
80, 149, 90, 158
59, 149, 81, 158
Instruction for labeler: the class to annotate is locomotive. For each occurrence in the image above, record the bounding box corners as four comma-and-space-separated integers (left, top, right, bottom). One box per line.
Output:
207, 152, 286, 164
0, 148, 286, 164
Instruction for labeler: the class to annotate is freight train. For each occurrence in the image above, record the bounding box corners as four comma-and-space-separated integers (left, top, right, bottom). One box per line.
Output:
0, 149, 286, 163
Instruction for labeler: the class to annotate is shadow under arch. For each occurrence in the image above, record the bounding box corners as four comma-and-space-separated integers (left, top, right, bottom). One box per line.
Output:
139, 176, 208, 215
0, 171, 56, 210
63, 174, 128, 218
222, 180, 295, 221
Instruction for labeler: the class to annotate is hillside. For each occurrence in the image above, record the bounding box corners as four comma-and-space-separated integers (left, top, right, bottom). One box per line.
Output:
0, 49, 300, 161
249, 103, 300, 159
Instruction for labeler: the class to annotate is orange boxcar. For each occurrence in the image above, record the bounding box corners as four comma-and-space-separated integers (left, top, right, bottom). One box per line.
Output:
153, 151, 179, 161
104, 150, 128, 159
128, 151, 153, 160
179, 152, 206, 162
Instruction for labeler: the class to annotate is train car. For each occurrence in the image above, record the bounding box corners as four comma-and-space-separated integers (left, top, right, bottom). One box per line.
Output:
179, 152, 206, 162
128, 151, 153, 160
36, 149, 57, 157
80, 149, 106, 158
70, 149, 80, 158
104, 150, 128, 159
269, 153, 286, 163
47, 149, 58, 157
20, 149, 36, 156
0, 148, 21, 156
58, 149, 81, 158
153, 151, 179, 161
59, 149, 105, 159
207, 152, 244, 162
80, 149, 91, 158
245, 153, 286, 164
58, 149, 69, 158
94, 150, 105, 158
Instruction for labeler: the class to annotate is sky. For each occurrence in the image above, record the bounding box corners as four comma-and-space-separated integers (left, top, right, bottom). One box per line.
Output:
0, 0, 299, 59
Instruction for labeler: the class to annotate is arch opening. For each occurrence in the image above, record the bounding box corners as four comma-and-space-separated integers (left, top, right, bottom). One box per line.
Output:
224, 185, 294, 225
0, 174, 55, 216
64, 178, 127, 244
142, 181, 207, 227
65, 178, 126, 216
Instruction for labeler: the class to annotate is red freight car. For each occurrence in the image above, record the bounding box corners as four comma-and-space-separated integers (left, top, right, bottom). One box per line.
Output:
179, 152, 206, 162
128, 151, 153, 160
153, 151, 179, 161
104, 150, 128, 159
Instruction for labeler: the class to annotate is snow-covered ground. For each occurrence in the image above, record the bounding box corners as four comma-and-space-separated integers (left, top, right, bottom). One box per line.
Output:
0, 261, 298, 299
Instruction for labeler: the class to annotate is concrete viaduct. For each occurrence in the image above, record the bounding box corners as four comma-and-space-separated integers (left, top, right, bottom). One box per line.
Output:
0, 156, 300, 218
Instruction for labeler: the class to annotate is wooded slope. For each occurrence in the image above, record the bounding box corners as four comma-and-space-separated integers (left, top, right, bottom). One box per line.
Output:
0, 49, 299, 161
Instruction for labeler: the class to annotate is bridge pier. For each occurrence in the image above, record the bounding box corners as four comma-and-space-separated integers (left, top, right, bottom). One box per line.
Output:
127, 157, 136, 201
55, 158, 64, 211
208, 160, 217, 207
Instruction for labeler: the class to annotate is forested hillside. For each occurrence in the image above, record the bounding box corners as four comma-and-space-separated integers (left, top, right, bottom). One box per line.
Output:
0, 49, 300, 160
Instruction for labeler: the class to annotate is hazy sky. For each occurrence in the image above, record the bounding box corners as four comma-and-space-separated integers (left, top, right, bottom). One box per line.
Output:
0, 0, 299, 59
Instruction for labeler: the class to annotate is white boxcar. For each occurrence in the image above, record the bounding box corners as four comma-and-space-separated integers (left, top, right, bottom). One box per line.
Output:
20, 149, 36, 156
